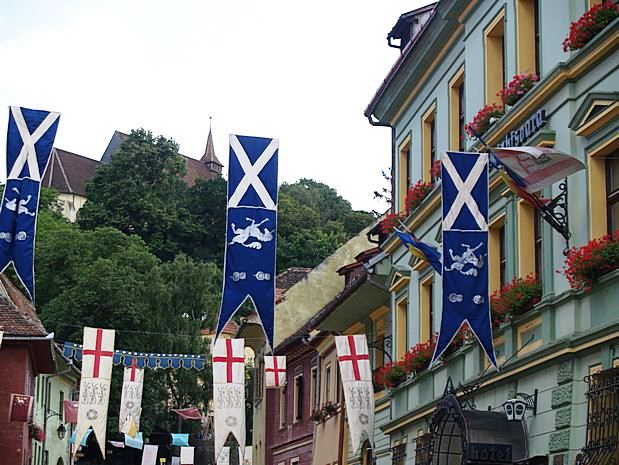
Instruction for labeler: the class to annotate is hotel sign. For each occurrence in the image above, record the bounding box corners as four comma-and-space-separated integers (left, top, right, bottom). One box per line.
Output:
497, 109, 546, 148
467, 443, 513, 464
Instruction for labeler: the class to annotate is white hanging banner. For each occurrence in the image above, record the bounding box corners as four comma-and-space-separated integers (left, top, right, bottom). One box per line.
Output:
74, 327, 115, 458
0, 330, 3, 349
212, 338, 246, 462
119, 358, 144, 436
242, 446, 252, 465
180, 446, 195, 465
335, 335, 375, 454
141, 444, 158, 465
216, 446, 230, 465
264, 356, 286, 388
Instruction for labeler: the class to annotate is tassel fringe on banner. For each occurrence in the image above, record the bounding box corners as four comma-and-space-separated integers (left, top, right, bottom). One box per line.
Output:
62, 342, 207, 370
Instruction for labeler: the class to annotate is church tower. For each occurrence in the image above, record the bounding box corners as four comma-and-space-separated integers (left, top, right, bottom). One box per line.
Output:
201, 124, 223, 176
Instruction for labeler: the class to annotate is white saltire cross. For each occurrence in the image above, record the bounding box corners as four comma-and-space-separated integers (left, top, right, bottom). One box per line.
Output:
228, 135, 278, 210
8, 107, 60, 182
442, 153, 488, 231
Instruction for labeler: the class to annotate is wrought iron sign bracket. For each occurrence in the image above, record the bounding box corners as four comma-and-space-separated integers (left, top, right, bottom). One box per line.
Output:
367, 335, 392, 363
540, 178, 571, 253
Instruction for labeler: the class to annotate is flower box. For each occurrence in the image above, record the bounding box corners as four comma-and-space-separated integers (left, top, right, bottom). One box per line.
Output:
465, 104, 505, 138
499, 73, 539, 107
490, 274, 542, 324
405, 180, 434, 213
379, 212, 405, 235
563, 2, 619, 52
562, 231, 619, 291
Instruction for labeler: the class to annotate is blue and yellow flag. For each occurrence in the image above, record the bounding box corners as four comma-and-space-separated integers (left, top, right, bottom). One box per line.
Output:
394, 229, 442, 275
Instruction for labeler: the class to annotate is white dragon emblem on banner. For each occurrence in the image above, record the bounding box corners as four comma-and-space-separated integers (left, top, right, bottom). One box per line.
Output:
229, 218, 274, 250
444, 242, 486, 277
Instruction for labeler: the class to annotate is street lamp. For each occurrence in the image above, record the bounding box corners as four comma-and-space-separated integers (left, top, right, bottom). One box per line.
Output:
502, 390, 538, 421
56, 423, 66, 440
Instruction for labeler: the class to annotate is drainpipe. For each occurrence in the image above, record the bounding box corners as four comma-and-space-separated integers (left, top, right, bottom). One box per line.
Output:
367, 116, 395, 214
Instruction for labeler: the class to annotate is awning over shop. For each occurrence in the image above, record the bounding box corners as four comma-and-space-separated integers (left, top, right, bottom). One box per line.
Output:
430, 394, 529, 464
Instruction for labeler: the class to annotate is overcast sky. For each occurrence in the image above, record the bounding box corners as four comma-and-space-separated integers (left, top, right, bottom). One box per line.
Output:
0, 1, 431, 212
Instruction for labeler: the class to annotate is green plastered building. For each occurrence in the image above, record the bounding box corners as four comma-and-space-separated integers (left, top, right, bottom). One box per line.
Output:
363, 1, 619, 464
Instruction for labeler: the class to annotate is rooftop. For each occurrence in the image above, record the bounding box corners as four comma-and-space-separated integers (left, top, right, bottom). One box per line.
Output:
0, 275, 47, 337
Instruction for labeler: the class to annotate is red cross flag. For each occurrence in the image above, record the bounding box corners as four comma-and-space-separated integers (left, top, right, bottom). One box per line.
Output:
335, 335, 375, 455
74, 327, 115, 459
119, 357, 144, 437
336, 335, 371, 382
213, 338, 245, 384
212, 338, 246, 462
264, 356, 286, 388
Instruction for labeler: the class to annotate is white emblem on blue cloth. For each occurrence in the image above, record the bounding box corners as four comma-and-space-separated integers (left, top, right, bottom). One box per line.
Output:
444, 242, 486, 277
229, 218, 274, 250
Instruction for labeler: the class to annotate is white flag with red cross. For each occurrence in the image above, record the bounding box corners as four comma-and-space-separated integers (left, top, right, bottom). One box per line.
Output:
335, 335, 375, 455
212, 338, 246, 462
119, 357, 144, 437
74, 327, 115, 458
264, 356, 286, 388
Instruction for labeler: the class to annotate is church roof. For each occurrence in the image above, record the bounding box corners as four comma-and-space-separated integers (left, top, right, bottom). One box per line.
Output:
42, 148, 99, 197
201, 128, 223, 167
102, 130, 222, 186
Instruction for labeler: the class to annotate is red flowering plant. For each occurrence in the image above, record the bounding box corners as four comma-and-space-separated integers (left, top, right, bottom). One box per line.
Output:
499, 73, 539, 106
431, 159, 442, 181
563, 2, 619, 52
562, 231, 619, 291
379, 212, 405, 235
373, 361, 407, 389
490, 274, 542, 324
465, 104, 505, 138
29, 423, 45, 442
405, 180, 434, 213
373, 337, 437, 389
402, 338, 437, 374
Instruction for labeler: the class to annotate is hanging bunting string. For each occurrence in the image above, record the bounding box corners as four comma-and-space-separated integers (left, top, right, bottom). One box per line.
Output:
62, 342, 207, 371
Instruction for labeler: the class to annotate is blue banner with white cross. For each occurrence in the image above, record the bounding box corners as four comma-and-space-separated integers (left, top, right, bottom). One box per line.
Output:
216, 135, 279, 350
432, 151, 497, 368
0, 106, 60, 299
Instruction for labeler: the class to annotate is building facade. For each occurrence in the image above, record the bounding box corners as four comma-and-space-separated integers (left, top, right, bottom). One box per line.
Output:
364, 1, 618, 464
0, 276, 55, 465
31, 346, 80, 465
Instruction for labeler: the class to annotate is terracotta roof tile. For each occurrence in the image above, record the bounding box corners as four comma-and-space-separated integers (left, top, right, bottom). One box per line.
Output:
0, 276, 47, 337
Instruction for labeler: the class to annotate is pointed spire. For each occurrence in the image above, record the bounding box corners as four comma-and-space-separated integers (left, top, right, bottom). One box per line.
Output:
201, 117, 223, 175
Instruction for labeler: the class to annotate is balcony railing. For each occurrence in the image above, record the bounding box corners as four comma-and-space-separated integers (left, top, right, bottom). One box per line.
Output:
582, 367, 619, 465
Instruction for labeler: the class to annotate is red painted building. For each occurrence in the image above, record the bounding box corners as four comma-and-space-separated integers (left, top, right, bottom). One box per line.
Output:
0, 276, 55, 465
266, 333, 317, 465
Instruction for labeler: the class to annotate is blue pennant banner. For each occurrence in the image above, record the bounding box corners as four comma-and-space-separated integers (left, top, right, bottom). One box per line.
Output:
216, 135, 279, 349
0, 106, 60, 299
432, 151, 497, 368
62, 342, 207, 370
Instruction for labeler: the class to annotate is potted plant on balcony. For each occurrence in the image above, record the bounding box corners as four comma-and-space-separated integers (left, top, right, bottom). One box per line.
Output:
465, 104, 505, 138
562, 231, 619, 291
405, 180, 434, 213
563, 2, 619, 52
499, 73, 539, 107
490, 274, 542, 322
310, 409, 325, 423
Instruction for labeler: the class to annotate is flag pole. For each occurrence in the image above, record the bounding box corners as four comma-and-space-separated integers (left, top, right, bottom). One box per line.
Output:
468, 127, 571, 246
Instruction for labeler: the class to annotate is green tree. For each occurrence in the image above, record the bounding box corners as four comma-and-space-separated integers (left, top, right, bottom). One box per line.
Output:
77, 129, 190, 261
